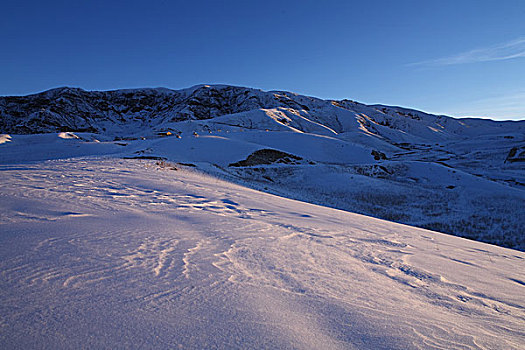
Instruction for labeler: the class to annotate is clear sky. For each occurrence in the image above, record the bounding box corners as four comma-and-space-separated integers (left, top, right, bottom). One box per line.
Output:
1, 0, 524, 120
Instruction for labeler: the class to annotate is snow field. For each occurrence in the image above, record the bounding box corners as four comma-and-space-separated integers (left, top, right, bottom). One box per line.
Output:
0, 158, 523, 349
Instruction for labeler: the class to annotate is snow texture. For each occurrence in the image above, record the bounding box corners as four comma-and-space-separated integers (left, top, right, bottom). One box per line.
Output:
0, 158, 523, 349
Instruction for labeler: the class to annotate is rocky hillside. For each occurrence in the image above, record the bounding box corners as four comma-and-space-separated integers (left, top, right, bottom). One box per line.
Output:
0, 85, 314, 135
2, 85, 523, 141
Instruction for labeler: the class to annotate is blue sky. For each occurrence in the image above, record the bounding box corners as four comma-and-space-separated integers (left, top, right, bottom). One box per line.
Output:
1, 0, 524, 120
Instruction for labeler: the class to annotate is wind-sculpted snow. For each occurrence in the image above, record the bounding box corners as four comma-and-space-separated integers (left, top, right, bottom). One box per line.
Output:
0, 159, 523, 349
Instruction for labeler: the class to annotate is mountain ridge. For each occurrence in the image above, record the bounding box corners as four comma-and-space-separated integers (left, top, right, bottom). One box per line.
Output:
2, 85, 523, 137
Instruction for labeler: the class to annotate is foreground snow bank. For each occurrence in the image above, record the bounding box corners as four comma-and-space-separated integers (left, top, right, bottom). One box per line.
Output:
0, 158, 523, 349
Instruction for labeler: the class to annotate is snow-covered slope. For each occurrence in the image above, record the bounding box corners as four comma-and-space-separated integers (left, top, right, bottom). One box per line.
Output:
1, 85, 524, 250
0, 158, 523, 349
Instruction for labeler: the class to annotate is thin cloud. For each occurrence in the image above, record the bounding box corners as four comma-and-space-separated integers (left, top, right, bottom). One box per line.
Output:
451, 91, 525, 120
409, 37, 525, 66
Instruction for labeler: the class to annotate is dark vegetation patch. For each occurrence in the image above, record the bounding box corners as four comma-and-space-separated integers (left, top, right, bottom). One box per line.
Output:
371, 150, 387, 160
229, 149, 303, 167
176, 162, 197, 167
155, 160, 178, 170
124, 155, 167, 160
505, 146, 525, 163
354, 164, 393, 178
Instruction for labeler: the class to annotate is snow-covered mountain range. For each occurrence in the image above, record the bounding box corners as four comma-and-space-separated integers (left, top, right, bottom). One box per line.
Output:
1, 85, 524, 250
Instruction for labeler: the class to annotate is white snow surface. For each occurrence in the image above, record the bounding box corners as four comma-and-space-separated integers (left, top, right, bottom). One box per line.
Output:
0, 154, 524, 349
